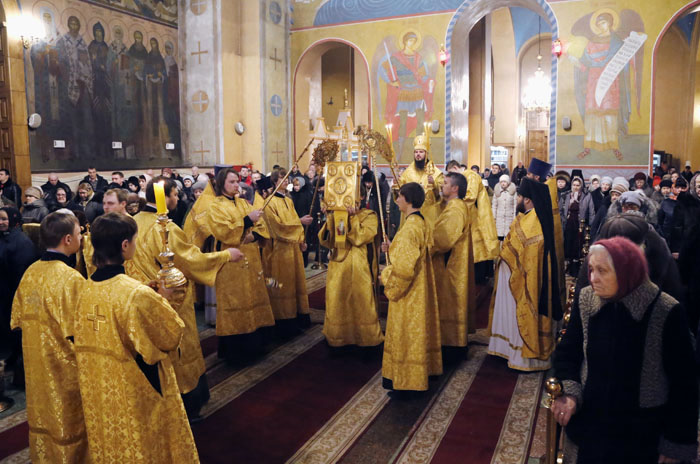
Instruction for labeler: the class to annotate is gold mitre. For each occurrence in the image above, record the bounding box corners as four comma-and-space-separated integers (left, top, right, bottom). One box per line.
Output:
413, 135, 428, 151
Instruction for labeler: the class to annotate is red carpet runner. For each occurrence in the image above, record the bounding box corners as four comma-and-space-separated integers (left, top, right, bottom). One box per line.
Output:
192, 341, 381, 464
430, 356, 519, 463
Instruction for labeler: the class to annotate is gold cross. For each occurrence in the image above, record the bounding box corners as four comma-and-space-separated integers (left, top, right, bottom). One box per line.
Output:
86, 306, 107, 331
191, 90, 209, 113
191, 41, 209, 65
193, 140, 210, 164
190, 0, 208, 15
269, 48, 282, 70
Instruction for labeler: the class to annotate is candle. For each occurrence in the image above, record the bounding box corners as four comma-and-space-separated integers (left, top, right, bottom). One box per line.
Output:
154, 181, 168, 215
385, 124, 392, 143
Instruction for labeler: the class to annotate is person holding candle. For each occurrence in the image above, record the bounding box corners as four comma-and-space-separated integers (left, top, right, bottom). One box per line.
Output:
398, 133, 444, 230
74, 212, 199, 463
125, 177, 243, 421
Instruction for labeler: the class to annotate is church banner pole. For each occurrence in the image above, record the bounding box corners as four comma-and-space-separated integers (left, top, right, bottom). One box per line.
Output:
261, 137, 315, 211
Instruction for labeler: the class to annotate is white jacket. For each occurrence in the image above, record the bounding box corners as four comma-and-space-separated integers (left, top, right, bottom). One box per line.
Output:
492, 182, 518, 237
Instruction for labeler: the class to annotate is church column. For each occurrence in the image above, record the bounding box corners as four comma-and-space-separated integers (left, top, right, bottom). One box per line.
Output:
181, 0, 290, 173
180, 0, 222, 167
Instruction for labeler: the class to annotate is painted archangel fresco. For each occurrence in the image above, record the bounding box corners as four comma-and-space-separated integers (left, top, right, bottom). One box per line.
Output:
25, 0, 180, 171
567, 8, 646, 162
372, 30, 439, 164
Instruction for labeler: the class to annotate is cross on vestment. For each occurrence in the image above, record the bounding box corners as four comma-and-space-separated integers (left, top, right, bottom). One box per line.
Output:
269, 48, 282, 70
87, 306, 107, 331
191, 41, 209, 65
193, 140, 210, 164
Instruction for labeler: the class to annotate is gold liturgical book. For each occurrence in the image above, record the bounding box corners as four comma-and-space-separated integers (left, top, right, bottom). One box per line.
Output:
324, 161, 361, 246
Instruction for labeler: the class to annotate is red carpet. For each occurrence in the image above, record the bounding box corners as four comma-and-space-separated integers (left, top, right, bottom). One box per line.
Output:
430, 356, 519, 463
192, 341, 382, 464
0, 422, 28, 459
308, 286, 326, 310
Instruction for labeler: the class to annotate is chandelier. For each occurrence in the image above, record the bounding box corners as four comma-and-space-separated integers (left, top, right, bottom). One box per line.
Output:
521, 17, 551, 111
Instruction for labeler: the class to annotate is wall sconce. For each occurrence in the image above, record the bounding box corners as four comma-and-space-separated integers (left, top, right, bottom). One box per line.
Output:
438, 44, 450, 67
552, 39, 563, 58
9, 14, 45, 49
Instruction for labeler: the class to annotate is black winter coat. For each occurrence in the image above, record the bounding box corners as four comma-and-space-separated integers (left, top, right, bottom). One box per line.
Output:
0, 179, 22, 206
81, 174, 109, 193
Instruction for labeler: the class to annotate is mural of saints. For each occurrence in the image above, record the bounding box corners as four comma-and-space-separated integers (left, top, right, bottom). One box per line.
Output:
374, 30, 438, 163
56, 15, 95, 160
30, 8, 61, 161
27, 5, 181, 169
569, 9, 645, 161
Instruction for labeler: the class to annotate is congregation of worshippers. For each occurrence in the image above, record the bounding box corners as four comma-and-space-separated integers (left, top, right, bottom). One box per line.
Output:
0, 143, 698, 462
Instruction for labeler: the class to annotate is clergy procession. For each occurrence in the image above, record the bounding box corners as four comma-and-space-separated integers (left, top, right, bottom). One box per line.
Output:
1, 130, 698, 463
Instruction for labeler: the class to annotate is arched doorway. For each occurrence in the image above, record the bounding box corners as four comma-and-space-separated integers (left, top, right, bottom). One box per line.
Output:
293, 39, 371, 169
445, 0, 558, 168
0, 2, 31, 191
650, 1, 700, 174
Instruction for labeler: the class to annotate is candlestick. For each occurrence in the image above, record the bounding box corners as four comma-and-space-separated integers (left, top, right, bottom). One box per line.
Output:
154, 181, 168, 215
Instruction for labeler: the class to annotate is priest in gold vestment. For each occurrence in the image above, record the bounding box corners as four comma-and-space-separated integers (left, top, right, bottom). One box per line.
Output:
74, 213, 198, 463
399, 135, 444, 228
381, 182, 442, 391
208, 168, 276, 364
431, 172, 470, 358
264, 168, 313, 335
11, 212, 87, 463
487, 177, 563, 371
126, 177, 234, 418
319, 186, 384, 348
447, 161, 499, 335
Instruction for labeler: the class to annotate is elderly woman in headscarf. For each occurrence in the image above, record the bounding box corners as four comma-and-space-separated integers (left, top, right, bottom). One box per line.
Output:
605, 189, 658, 227
574, 212, 683, 304
552, 236, 698, 464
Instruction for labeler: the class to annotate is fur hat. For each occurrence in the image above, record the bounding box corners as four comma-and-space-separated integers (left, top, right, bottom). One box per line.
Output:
499, 174, 510, 183
612, 177, 629, 189
633, 172, 647, 182
601, 176, 613, 186
618, 191, 642, 207
659, 179, 673, 189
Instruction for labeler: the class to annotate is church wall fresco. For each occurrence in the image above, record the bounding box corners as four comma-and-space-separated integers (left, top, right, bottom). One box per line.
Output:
292, 0, 697, 171
22, 0, 180, 172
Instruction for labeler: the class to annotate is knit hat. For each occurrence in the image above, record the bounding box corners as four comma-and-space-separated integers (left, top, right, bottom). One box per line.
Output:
652, 176, 661, 188
633, 172, 647, 182
659, 179, 673, 189
611, 183, 628, 196
676, 177, 688, 188
591, 236, 648, 300
24, 186, 43, 199
601, 176, 613, 186
590, 174, 601, 184
499, 174, 510, 183
182, 175, 194, 184
618, 191, 642, 207
612, 176, 629, 189
191, 180, 208, 192
686, 160, 692, 168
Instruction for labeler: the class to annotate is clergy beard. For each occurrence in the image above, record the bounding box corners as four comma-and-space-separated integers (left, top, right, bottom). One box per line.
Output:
516, 198, 527, 214
414, 158, 426, 170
